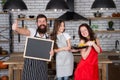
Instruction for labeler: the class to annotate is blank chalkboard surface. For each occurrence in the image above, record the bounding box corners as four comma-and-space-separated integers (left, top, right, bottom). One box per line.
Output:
23, 37, 54, 61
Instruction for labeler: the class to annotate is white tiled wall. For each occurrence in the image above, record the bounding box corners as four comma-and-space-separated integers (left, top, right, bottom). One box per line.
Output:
0, 13, 9, 51
0, 0, 120, 52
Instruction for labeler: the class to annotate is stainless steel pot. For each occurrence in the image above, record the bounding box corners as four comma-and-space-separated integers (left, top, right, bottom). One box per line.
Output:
93, 11, 102, 17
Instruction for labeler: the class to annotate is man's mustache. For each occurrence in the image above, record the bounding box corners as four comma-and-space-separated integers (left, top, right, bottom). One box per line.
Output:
37, 24, 47, 34
38, 24, 47, 28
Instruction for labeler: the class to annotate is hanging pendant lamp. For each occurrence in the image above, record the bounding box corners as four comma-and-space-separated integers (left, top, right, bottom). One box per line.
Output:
46, 0, 69, 11
3, 0, 28, 11
91, 0, 116, 10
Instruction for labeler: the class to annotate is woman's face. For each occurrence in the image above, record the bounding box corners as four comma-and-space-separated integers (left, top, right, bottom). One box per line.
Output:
80, 26, 89, 38
58, 22, 65, 33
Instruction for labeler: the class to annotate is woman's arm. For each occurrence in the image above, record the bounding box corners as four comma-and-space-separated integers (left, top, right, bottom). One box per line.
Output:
80, 46, 91, 60
63, 39, 71, 50
92, 38, 101, 53
82, 38, 101, 57
81, 39, 102, 60
54, 39, 71, 53
79, 40, 91, 60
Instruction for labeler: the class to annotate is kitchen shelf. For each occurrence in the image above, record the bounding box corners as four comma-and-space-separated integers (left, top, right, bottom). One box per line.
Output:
17, 18, 56, 21
0, 55, 9, 57
0, 27, 9, 28
94, 30, 120, 33
89, 16, 120, 33
17, 17, 120, 21
0, 40, 9, 43
0, 12, 8, 14
88, 17, 120, 20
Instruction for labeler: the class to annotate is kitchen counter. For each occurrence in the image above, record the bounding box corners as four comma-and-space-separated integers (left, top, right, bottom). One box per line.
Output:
4, 52, 114, 80
73, 51, 120, 56
74, 51, 120, 62
99, 51, 120, 55
8, 51, 120, 56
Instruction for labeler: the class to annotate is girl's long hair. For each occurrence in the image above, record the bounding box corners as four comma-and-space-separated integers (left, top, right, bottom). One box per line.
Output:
50, 19, 65, 49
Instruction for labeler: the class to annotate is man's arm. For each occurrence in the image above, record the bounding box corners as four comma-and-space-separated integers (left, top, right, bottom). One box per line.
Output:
12, 20, 30, 36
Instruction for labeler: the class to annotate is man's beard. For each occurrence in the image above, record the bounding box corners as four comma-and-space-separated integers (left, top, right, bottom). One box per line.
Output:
37, 24, 47, 34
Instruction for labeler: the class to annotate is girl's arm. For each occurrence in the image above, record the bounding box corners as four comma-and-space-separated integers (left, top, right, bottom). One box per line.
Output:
79, 40, 91, 60
80, 46, 91, 60
81, 38, 102, 60
92, 38, 101, 53
54, 39, 71, 53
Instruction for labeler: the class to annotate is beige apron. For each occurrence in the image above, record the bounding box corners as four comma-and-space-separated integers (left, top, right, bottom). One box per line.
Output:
56, 33, 74, 77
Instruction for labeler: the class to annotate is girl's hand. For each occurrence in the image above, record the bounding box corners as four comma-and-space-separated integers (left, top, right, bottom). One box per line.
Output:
70, 49, 80, 52
86, 41, 95, 46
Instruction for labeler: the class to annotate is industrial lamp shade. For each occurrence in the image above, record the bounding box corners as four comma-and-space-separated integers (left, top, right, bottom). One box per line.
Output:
46, 0, 69, 11
3, 0, 28, 11
91, 0, 116, 9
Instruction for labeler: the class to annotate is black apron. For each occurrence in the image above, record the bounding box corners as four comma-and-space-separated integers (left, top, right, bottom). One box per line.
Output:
22, 30, 49, 80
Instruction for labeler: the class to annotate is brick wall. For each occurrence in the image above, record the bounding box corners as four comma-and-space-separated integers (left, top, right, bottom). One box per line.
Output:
0, 0, 120, 52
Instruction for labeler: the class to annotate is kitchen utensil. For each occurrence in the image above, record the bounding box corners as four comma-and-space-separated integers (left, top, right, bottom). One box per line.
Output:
18, 14, 25, 18
93, 11, 103, 17
72, 45, 88, 49
29, 15, 35, 18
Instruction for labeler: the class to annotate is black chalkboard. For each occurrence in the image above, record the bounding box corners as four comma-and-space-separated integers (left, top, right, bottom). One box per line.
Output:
23, 37, 54, 61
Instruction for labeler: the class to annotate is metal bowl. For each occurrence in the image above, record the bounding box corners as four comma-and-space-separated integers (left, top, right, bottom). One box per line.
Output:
29, 15, 35, 18
93, 12, 103, 17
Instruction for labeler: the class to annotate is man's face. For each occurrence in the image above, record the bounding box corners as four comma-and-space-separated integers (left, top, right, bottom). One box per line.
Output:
37, 18, 47, 34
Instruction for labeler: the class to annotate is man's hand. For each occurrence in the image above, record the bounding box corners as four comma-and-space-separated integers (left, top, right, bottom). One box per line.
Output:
12, 20, 18, 31
49, 50, 54, 56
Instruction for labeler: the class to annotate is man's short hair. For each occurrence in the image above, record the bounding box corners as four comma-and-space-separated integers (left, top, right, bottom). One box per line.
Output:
36, 14, 47, 22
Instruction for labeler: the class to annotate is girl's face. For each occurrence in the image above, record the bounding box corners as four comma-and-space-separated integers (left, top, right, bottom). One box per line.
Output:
80, 26, 89, 38
58, 22, 65, 33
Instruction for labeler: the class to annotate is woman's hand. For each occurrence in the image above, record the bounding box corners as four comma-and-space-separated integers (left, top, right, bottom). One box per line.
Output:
86, 41, 95, 46
70, 49, 80, 52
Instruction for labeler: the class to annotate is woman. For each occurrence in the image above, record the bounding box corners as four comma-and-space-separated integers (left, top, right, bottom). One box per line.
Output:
50, 19, 74, 80
74, 23, 102, 80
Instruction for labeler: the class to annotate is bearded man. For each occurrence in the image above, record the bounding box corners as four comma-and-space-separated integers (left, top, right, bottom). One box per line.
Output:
12, 14, 54, 80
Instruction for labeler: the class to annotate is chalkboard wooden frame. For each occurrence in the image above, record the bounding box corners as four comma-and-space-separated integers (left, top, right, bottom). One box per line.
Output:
23, 37, 54, 61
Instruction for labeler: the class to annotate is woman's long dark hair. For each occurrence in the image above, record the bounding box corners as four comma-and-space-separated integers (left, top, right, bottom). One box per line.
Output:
78, 23, 96, 42
50, 19, 65, 49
